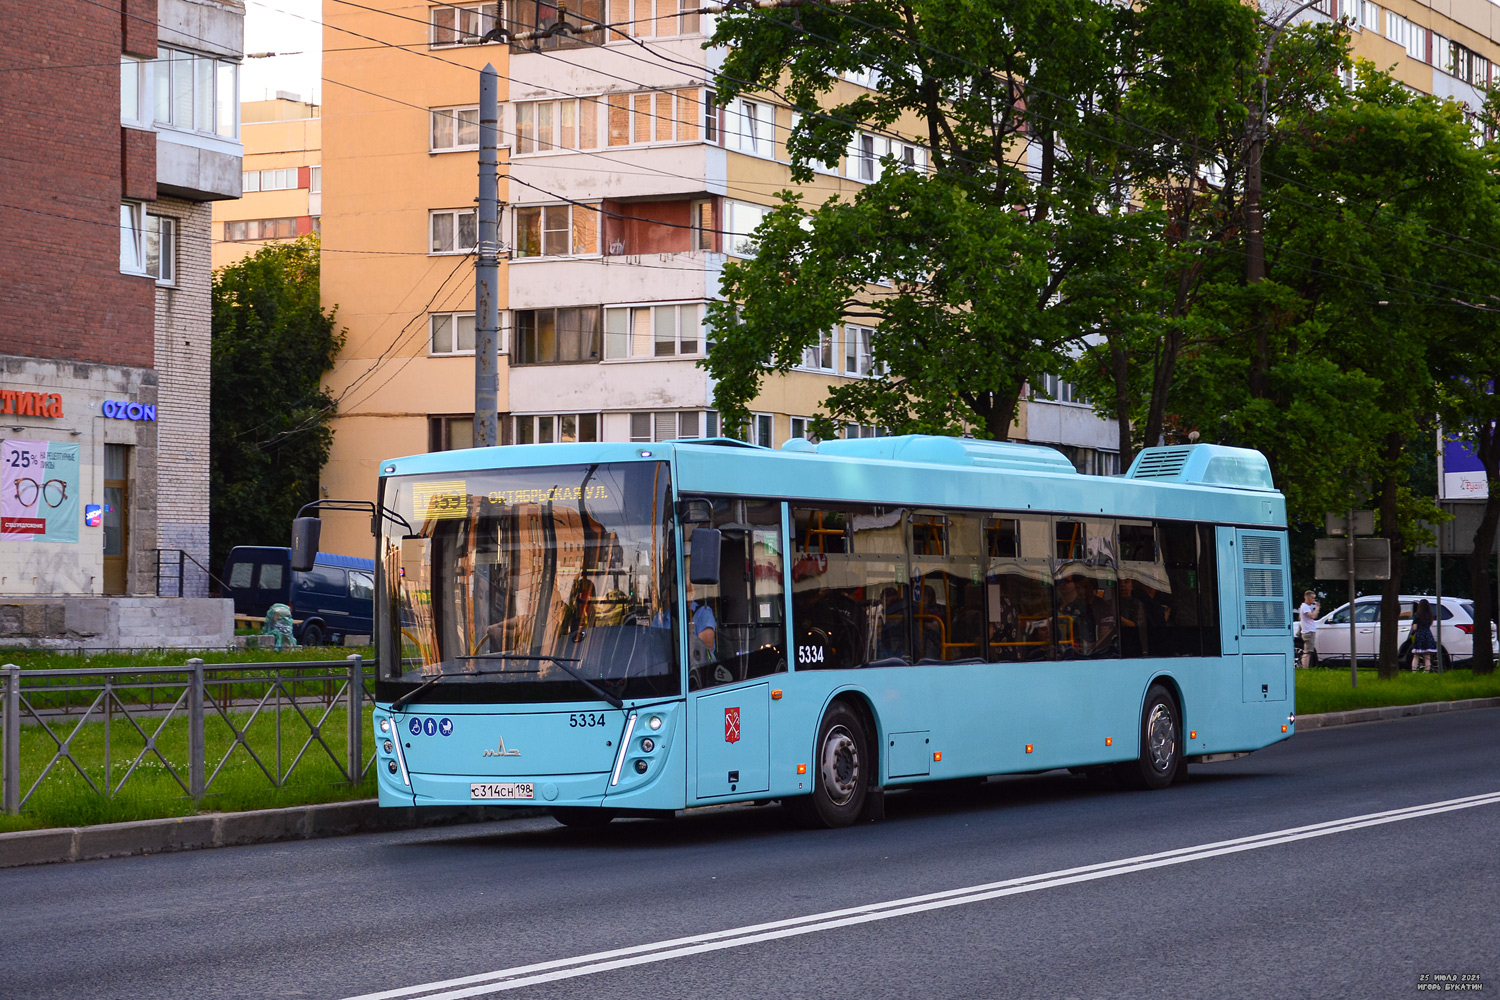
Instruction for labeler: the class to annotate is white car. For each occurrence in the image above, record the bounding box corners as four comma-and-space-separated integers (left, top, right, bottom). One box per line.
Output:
1310, 595, 1498, 670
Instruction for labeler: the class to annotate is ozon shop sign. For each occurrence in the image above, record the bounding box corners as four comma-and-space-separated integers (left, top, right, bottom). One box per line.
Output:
103, 400, 156, 421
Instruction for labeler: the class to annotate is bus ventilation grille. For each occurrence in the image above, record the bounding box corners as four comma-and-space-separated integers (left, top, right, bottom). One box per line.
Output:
1128, 447, 1194, 479
1241, 533, 1286, 629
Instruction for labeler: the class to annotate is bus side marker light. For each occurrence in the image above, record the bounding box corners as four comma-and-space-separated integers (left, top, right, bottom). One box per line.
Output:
1190, 731, 1197, 740
933, 752, 942, 762
1105, 737, 1112, 746
771, 689, 783, 700
1025, 744, 1033, 754
797, 764, 807, 775
1282, 724, 1288, 732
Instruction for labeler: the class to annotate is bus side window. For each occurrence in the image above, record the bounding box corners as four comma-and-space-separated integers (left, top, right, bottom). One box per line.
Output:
985, 515, 1051, 662
695, 498, 786, 688
909, 511, 985, 663
1053, 518, 1119, 659
791, 505, 907, 668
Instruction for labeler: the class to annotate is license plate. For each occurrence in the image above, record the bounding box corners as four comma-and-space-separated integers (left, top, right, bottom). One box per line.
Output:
470, 782, 534, 800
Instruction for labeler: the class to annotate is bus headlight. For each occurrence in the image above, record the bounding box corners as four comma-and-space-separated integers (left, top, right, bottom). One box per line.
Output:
634, 759, 648, 774
641, 737, 655, 753
383, 740, 394, 754
379, 718, 390, 733
647, 715, 662, 731
387, 760, 399, 774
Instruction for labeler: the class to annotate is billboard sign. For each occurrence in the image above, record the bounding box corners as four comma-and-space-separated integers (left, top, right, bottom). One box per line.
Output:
1442, 435, 1489, 500
1, 439, 80, 542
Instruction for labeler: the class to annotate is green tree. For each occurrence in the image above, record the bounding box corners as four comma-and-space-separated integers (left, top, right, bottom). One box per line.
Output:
703, 0, 1258, 441
1175, 64, 1495, 675
210, 235, 343, 575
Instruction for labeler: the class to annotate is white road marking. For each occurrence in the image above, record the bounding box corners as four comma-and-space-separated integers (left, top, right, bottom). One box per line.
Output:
342, 789, 1500, 1000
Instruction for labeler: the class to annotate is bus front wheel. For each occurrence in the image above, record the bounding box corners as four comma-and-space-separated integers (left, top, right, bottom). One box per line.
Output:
1116, 685, 1181, 791
792, 702, 869, 829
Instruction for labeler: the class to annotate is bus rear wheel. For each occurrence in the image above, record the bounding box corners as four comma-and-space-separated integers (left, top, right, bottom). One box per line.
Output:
791, 702, 869, 829
1116, 685, 1181, 791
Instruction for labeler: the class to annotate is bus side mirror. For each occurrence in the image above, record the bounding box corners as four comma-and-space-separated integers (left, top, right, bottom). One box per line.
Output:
291, 517, 322, 572
689, 528, 721, 585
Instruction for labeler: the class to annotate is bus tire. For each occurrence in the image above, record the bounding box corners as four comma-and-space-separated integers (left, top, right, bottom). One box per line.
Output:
300, 622, 324, 647
552, 807, 616, 828
793, 702, 869, 829
1116, 685, 1181, 791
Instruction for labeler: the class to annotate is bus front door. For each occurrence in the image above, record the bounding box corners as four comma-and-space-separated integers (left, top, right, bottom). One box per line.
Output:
693, 684, 770, 798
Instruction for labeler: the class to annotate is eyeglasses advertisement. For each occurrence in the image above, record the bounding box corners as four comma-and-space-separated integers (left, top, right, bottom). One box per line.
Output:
2, 439, 80, 542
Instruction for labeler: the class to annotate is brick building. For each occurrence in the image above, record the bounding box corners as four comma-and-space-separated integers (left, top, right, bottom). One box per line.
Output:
0, 0, 244, 648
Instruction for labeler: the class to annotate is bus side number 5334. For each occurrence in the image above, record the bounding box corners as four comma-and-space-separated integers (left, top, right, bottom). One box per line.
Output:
797, 645, 825, 665
569, 712, 606, 728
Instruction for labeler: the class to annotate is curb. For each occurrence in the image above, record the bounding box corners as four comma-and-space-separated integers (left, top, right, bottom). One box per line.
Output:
0, 799, 546, 869
1293, 696, 1500, 730
3, 698, 1498, 869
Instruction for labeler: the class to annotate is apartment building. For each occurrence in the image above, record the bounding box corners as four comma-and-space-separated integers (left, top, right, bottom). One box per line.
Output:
212, 94, 322, 270
1306, 0, 1500, 105
317, 0, 912, 557
0, 0, 242, 647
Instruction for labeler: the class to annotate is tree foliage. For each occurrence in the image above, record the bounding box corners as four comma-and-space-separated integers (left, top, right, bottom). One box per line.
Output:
210, 235, 343, 575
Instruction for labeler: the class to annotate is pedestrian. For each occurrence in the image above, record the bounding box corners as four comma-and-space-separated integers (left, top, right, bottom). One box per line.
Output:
1298, 590, 1320, 668
1411, 599, 1438, 672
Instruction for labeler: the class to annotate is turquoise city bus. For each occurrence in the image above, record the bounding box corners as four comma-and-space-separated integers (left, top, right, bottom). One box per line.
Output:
354, 435, 1294, 828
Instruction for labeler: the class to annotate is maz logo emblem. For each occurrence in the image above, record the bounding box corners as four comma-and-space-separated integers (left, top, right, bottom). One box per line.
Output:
482, 735, 522, 757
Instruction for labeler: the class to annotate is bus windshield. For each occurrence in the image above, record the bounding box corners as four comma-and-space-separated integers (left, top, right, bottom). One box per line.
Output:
377, 461, 679, 703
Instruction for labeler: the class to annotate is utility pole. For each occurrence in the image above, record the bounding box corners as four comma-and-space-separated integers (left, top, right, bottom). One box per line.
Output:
474, 63, 500, 449
1243, 0, 1334, 395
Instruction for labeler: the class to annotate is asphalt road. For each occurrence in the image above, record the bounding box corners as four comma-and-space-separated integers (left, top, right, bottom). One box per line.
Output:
4, 710, 1498, 1000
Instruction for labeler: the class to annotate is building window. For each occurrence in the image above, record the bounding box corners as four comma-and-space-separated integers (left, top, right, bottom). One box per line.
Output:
843, 422, 885, 439
843, 324, 877, 376
430, 312, 476, 356
121, 57, 145, 124
1036, 373, 1087, 405
515, 412, 600, 444
628, 411, 703, 442
514, 204, 600, 258
604, 303, 702, 359
753, 413, 774, 448
802, 329, 836, 372
120, 203, 145, 274
513, 90, 708, 153
309, 166, 321, 193
242, 168, 299, 192
725, 200, 772, 257
1384, 11, 1424, 61
726, 98, 773, 157
1359, 0, 1379, 31
704, 90, 717, 142
513, 307, 601, 364
690, 199, 715, 252
431, 106, 480, 151
790, 417, 815, 441
430, 209, 477, 254
429, 415, 474, 451
224, 218, 298, 241
430, 3, 501, 46
152, 46, 238, 138
144, 215, 176, 285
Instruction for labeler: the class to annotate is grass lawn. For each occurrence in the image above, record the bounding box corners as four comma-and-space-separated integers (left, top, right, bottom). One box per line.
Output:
0, 702, 376, 834
1295, 666, 1500, 715
0, 648, 379, 834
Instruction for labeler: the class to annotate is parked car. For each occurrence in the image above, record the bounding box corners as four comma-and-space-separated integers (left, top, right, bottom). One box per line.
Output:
221, 545, 375, 647
1310, 595, 1498, 670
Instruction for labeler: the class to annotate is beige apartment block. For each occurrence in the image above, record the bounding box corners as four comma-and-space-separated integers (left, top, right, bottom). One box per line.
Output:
212, 95, 322, 270
318, 1, 508, 559
1318, 0, 1500, 102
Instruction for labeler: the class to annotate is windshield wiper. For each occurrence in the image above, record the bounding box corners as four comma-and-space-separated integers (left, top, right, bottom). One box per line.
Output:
393, 653, 623, 711
390, 662, 543, 712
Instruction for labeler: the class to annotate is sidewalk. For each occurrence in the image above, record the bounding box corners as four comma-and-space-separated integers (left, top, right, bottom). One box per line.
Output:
3, 697, 1497, 869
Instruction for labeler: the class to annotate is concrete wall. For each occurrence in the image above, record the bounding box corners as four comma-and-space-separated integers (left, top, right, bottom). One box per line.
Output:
0, 597, 233, 650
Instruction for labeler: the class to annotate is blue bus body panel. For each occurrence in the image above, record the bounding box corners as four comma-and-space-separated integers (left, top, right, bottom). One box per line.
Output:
372, 438, 1294, 813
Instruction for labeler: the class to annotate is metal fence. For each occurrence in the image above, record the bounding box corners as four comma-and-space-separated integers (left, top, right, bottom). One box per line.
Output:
1, 656, 374, 815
